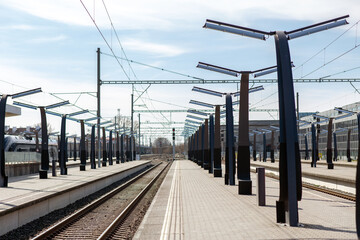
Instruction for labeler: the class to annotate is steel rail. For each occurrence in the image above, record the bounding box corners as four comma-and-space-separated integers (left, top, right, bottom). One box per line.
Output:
32, 162, 163, 240
97, 161, 171, 239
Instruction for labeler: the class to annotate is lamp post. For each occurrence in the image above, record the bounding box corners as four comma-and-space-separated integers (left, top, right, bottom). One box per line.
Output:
203, 15, 349, 225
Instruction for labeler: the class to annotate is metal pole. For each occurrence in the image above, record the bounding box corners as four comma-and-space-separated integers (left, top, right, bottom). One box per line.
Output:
209, 114, 214, 174
355, 113, 360, 238
97, 48, 101, 168
333, 132, 337, 161
108, 130, 113, 165
203, 119, 209, 169
116, 131, 120, 164
39, 107, 49, 179
0, 95, 8, 186
326, 118, 334, 169
172, 128, 175, 161
274, 31, 300, 226
213, 105, 222, 177
138, 113, 141, 160
311, 124, 317, 167
91, 125, 96, 169
131, 93, 134, 161
60, 115, 67, 175
225, 93, 235, 186
253, 133, 257, 161
347, 129, 351, 162
263, 133, 266, 162
80, 120, 86, 171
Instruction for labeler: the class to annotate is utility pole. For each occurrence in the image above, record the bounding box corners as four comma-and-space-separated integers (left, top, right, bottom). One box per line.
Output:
97, 48, 101, 168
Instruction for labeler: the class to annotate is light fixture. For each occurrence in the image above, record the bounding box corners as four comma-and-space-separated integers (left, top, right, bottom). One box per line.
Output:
13, 101, 38, 110
99, 120, 112, 125
186, 115, 205, 121
68, 109, 89, 117
85, 116, 100, 122
204, 19, 267, 40
189, 100, 214, 108
46, 100, 70, 109
192, 86, 224, 97
197, 62, 239, 77
11, 88, 42, 99
45, 110, 63, 117
287, 19, 348, 40
187, 109, 209, 116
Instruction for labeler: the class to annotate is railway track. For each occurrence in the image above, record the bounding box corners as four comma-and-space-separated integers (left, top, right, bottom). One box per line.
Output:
251, 169, 356, 202
32, 160, 171, 240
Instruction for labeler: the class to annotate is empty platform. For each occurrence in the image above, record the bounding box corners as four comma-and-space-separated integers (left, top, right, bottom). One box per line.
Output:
134, 159, 356, 240
0, 160, 151, 236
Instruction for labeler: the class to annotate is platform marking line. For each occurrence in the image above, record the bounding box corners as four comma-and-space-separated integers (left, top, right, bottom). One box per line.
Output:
160, 160, 182, 240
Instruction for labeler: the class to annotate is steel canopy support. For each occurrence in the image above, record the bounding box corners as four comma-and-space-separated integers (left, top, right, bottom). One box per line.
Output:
305, 135, 309, 160
209, 114, 214, 174
355, 113, 360, 238
271, 131, 275, 163
225, 94, 235, 186
333, 132, 338, 161
213, 105, 222, 177
311, 124, 317, 167
39, 107, 49, 179
203, 120, 209, 169
116, 131, 120, 164
262, 133, 267, 162
237, 73, 252, 194
326, 118, 334, 169
108, 130, 113, 165
102, 127, 107, 166
253, 133, 257, 161
60, 115, 67, 175
0, 95, 8, 187
347, 129, 352, 162
73, 136, 77, 161
80, 120, 86, 171
121, 134, 125, 163
90, 125, 96, 169
274, 31, 301, 226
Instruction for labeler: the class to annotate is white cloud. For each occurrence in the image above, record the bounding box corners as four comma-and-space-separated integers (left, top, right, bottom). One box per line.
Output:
29, 34, 67, 43
0, 0, 358, 31
122, 39, 187, 57
0, 24, 38, 30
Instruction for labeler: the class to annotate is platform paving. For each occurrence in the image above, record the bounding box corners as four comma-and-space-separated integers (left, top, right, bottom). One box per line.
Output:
134, 159, 356, 240
0, 160, 151, 236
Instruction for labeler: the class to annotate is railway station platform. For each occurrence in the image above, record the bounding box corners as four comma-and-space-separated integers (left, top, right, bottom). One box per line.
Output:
134, 159, 356, 240
251, 160, 356, 194
0, 160, 151, 236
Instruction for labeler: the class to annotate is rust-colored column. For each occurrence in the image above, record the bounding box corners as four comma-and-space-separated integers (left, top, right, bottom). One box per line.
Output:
213, 105, 222, 177
237, 73, 252, 194
326, 118, 334, 169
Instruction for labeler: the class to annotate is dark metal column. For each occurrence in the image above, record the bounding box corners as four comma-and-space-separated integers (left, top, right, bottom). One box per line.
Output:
209, 114, 214, 174
204, 119, 210, 170
97, 48, 101, 168
347, 129, 352, 162
116, 131, 120, 164
311, 124, 317, 167
132, 136, 136, 160
305, 135, 309, 160
237, 73, 251, 194
333, 132, 338, 162
326, 118, 334, 169
274, 31, 300, 226
60, 115, 67, 175
102, 127, 107, 166
201, 124, 205, 168
80, 120, 86, 171
213, 105, 222, 177
39, 107, 49, 179
225, 94, 235, 186
0, 95, 9, 186
109, 130, 113, 165
73, 136, 77, 161
90, 125, 96, 169
196, 129, 200, 165
263, 133, 267, 162
271, 131, 275, 163
253, 133, 257, 161
121, 134, 125, 163
355, 113, 360, 238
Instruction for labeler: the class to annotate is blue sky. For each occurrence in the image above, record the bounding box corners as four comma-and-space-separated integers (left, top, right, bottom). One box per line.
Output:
0, 0, 359, 142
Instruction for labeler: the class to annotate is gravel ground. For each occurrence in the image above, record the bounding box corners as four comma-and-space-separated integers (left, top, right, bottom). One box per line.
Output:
0, 163, 154, 240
